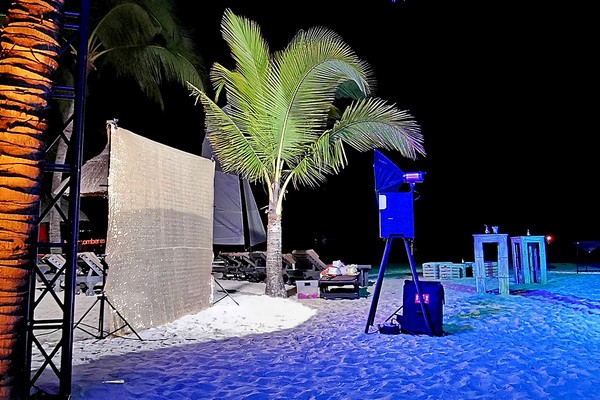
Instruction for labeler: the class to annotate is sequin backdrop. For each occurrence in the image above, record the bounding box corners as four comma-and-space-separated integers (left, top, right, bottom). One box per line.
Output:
105, 128, 215, 333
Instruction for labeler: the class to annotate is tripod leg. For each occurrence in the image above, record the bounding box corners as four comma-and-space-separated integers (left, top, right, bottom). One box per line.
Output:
73, 258, 143, 341
102, 296, 143, 340
73, 297, 101, 331
97, 293, 106, 338
212, 275, 239, 306
364, 238, 393, 333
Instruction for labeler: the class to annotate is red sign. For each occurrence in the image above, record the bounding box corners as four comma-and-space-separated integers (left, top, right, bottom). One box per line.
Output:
78, 238, 106, 246
414, 293, 430, 304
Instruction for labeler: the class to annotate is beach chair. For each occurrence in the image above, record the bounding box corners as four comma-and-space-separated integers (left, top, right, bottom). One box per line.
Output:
37, 254, 67, 292
218, 251, 266, 282
291, 249, 328, 280
76, 252, 105, 296
248, 251, 270, 280
217, 252, 245, 280
282, 253, 296, 269
211, 256, 227, 276
282, 252, 304, 284
249, 251, 267, 267
237, 251, 266, 282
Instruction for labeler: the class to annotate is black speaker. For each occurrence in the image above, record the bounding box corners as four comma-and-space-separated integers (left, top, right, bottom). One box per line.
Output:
400, 280, 444, 336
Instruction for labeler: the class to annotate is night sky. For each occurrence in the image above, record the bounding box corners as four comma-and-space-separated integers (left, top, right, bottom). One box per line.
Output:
86, 1, 597, 265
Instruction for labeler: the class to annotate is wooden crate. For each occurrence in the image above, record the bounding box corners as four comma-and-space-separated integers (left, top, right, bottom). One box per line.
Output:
422, 262, 440, 279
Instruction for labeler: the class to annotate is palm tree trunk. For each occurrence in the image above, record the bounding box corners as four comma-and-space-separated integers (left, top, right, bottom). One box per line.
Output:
264, 185, 287, 298
0, 1, 63, 399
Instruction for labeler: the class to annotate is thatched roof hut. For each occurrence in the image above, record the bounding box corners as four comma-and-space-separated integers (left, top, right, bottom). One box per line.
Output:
55, 119, 116, 198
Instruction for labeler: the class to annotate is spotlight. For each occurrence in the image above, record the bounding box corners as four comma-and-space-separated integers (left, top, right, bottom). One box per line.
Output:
403, 171, 426, 184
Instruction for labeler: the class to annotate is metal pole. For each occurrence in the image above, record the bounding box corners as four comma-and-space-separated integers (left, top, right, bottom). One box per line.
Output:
59, 0, 90, 396
364, 238, 393, 333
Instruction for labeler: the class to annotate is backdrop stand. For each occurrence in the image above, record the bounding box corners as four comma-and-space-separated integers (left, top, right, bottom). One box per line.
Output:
212, 274, 239, 306
73, 264, 142, 341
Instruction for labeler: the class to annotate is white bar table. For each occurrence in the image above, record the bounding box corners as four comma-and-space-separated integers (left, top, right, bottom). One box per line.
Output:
510, 236, 547, 284
473, 233, 510, 295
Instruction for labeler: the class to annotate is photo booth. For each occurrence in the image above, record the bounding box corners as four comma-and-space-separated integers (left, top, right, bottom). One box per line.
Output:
365, 150, 444, 337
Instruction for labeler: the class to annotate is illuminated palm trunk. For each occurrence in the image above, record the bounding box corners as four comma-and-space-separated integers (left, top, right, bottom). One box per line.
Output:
264, 183, 287, 298
0, 1, 63, 398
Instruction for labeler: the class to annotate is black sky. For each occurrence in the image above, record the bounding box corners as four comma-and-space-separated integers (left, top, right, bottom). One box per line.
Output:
92, 1, 598, 265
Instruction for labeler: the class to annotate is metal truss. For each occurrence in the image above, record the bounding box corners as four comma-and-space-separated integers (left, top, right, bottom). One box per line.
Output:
27, 0, 90, 398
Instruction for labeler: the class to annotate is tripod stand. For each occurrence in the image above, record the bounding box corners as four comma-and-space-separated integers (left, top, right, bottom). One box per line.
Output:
211, 274, 239, 306
73, 261, 142, 340
364, 235, 433, 336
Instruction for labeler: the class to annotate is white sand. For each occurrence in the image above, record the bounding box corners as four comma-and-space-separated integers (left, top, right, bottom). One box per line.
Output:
31, 264, 600, 399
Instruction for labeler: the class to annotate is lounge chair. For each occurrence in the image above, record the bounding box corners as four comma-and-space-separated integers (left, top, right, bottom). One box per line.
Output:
290, 249, 328, 280
282, 252, 304, 284
215, 252, 245, 280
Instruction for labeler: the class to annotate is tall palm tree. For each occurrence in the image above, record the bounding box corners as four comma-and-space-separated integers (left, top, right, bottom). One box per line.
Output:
0, 1, 64, 398
189, 9, 425, 298
46, 0, 207, 251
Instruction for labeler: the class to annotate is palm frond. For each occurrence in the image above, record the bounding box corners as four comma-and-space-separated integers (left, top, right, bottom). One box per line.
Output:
220, 9, 271, 100
331, 97, 425, 159
92, 3, 160, 51
88, 1, 206, 109
210, 63, 275, 169
283, 97, 424, 190
284, 132, 348, 189
269, 26, 374, 163
217, 10, 280, 173
136, 0, 179, 42
188, 83, 266, 183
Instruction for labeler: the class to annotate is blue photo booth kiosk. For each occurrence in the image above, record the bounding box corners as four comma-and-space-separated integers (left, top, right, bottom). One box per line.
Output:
364, 150, 444, 336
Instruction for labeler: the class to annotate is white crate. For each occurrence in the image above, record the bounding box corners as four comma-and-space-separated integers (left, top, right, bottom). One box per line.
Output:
484, 261, 498, 277
439, 263, 462, 280
422, 262, 439, 279
296, 280, 319, 299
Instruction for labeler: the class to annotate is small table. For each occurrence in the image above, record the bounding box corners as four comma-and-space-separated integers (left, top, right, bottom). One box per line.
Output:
319, 275, 360, 300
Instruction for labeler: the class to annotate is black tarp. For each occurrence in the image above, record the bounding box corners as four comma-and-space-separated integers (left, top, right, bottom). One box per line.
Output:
202, 137, 266, 248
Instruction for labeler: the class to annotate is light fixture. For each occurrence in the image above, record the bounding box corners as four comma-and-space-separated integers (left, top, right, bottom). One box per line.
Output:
403, 171, 426, 185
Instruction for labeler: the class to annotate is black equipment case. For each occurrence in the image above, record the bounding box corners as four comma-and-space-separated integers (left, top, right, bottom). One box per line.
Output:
400, 280, 445, 336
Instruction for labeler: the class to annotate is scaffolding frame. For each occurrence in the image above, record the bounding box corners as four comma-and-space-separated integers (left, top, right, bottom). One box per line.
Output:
27, 1, 90, 398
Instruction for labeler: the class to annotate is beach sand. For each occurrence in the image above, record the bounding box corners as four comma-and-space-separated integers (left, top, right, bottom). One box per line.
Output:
31, 263, 600, 399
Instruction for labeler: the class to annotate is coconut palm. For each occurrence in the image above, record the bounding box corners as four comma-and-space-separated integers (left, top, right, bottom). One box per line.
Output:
0, 1, 63, 398
46, 0, 207, 251
189, 9, 425, 298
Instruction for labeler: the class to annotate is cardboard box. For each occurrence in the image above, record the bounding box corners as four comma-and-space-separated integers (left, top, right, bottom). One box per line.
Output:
296, 280, 319, 299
